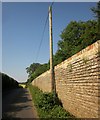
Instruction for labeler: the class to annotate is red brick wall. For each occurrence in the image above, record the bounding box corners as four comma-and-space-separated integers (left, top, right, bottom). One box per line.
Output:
32, 40, 100, 118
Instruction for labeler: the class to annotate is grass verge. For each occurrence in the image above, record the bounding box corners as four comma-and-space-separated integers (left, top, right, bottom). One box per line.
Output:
28, 84, 76, 119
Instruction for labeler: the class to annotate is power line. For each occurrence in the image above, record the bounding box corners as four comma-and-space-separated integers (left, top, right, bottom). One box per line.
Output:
35, 2, 54, 63
50, 1, 54, 7
35, 12, 49, 62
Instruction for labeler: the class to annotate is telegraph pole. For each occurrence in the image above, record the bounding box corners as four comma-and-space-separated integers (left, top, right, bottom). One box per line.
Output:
49, 6, 56, 95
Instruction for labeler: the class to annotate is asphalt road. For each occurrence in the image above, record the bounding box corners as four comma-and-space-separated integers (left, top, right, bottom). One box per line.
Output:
2, 88, 39, 119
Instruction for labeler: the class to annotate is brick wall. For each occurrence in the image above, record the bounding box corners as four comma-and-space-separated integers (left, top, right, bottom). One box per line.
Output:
32, 40, 100, 118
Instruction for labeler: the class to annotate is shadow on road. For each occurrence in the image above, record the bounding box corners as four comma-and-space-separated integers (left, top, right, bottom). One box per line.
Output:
2, 88, 35, 119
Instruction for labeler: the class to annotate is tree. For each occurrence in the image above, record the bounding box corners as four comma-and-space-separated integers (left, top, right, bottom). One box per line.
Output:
26, 63, 41, 78
26, 3, 99, 82
26, 63, 48, 83
91, 1, 100, 39
53, 20, 98, 65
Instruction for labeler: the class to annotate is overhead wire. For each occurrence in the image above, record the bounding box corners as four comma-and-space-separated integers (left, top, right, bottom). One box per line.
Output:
35, 12, 49, 62
50, 1, 54, 7
35, 1, 55, 63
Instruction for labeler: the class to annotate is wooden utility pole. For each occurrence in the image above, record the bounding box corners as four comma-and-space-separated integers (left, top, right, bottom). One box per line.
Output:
49, 6, 56, 95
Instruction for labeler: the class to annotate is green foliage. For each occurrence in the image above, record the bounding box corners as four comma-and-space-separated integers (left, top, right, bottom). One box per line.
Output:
53, 20, 98, 66
26, 63, 41, 78
48, 105, 74, 118
26, 63, 48, 83
36, 92, 62, 110
1, 72, 19, 92
28, 84, 75, 119
67, 63, 72, 72
91, 1, 100, 18
27, 20, 98, 82
82, 57, 89, 64
34, 64, 48, 77
91, 1, 100, 39
26, 3, 99, 83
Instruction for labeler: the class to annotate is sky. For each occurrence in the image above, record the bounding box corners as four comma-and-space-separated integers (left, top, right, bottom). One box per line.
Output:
2, 2, 97, 82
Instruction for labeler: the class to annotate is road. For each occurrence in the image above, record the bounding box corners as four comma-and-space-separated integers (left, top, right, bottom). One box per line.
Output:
2, 88, 39, 119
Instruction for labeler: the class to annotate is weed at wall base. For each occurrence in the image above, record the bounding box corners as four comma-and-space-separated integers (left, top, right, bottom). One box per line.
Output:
28, 84, 76, 119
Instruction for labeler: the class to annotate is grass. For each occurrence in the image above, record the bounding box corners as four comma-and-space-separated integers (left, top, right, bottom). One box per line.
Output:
28, 84, 76, 119
19, 84, 26, 88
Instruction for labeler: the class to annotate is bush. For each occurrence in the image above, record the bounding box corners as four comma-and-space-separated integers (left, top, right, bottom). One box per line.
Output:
35, 92, 62, 111
2, 72, 19, 92
28, 84, 75, 119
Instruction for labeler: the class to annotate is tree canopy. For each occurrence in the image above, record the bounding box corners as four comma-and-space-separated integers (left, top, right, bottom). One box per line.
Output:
26, 63, 48, 83
91, 1, 100, 39
53, 20, 98, 66
26, 2, 99, 83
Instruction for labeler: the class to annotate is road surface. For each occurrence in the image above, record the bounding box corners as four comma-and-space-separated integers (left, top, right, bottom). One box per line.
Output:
2, 88, 39, 119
